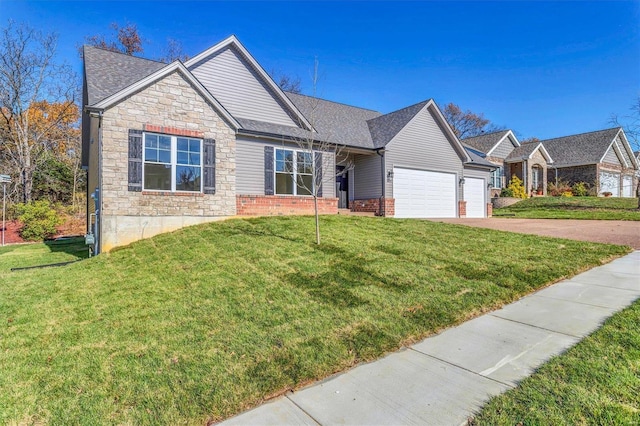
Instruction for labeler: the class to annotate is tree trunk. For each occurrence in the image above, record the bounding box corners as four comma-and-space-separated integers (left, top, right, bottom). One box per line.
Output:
22, 168, 33, 203
314, 195, 320, 245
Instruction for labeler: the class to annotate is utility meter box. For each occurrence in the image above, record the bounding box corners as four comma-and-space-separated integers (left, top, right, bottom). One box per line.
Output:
85, 234, 95, 246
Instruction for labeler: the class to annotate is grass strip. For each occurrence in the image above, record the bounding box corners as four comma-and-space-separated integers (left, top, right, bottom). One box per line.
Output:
494, 196, 640, 220
472, 299, 640, 425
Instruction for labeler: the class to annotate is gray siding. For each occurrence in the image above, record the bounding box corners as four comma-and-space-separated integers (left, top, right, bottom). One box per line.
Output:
353, 153, 382, 199
490, 135, 517, 159
236, 137, 335, 198
615, 136, 634, 167
603, 144, 622, 166
384, 106, 464, 198
189, 46, 297, 127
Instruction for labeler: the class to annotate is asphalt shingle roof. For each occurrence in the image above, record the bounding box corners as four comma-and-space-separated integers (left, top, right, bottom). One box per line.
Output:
366, 100, 431, 148
285, 92, 382, 149
84, 45, 166, 106
505, 143, 547, 162
534, 127, 621, 167
461, 130, 511, 154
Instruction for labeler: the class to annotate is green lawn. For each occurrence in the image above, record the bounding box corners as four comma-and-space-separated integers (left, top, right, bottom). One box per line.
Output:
494, 196, 640, 220
472, 299, 640, 425
0, 237, 89, 271
0, 216, 629, 424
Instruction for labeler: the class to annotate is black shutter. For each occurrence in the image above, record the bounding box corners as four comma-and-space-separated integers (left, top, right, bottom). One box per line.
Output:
128, 129, 143, 191
203, 138, 216, 194
314, 151, 323, 197
264, 146, 274, 195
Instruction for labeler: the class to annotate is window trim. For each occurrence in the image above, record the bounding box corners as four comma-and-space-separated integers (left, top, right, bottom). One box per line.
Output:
142, 132, 203, 193
274, 147, 315, 196
490, 167, 502, 189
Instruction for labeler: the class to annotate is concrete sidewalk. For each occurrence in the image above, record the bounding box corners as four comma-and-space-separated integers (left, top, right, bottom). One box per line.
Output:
221, 251, 640, 426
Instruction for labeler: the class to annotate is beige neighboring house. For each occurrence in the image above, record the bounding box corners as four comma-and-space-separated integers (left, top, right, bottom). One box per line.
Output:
462, 130, 553, 196
539, 128, 638, 197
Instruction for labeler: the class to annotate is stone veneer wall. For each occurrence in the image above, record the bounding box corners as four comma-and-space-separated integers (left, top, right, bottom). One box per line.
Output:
236, 195, 338, 216
99, 70, 237, 251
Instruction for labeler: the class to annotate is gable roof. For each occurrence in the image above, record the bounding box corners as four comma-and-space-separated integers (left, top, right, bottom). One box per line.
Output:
185, 35, 312, 131
505, 142, 553, 163
87, 56, 240, 130
367, 100, 431, 148
536, 127, 634, 168
83, 45, 166, 106
462, 130, 518, 155
463, 145, 499, 169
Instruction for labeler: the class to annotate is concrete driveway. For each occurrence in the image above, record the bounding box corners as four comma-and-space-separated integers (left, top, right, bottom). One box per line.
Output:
434, 218, 640, 249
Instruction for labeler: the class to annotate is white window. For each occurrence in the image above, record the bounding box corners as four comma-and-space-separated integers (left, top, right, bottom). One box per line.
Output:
490, 167, 502, 188
143, 133, 202, 192
275, 148, 313, 196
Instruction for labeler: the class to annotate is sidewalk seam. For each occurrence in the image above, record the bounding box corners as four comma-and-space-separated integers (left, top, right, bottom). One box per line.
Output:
532, 293, 630, 310
407, 347, 516, 389
285, 394, 323, 426
487, 314, 583, 338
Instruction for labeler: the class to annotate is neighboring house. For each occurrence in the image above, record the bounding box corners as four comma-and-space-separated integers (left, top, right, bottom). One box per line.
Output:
538, 128, 638, 197
462, 130, 553, 196
82, 35, 495, 253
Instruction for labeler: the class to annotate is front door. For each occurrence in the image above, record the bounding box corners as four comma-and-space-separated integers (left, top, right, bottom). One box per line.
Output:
336, 166, 348, 208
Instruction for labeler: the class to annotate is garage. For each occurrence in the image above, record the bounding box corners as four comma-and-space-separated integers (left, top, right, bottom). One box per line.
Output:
464, 177, 486, 218
599, 171, 620, 196
393, 167, 457, 218
622, 175, 634, 197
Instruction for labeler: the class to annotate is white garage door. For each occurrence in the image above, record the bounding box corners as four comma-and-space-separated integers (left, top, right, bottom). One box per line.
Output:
622, 176, 633, 198
393, 168, 457, 218
599, 172, 620, 196
465, 177, 486, 218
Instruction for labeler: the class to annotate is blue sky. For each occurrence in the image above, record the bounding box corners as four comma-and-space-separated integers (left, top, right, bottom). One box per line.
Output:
2, 0, 639, 140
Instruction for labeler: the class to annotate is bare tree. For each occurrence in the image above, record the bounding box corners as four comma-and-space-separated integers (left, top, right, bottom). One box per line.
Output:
286, 60, 350, 244
270, 69, 302, 94
610, 96, 640, 151
610, 96, 640, 208
0, 21, 77, 203
442, 103, 505, 139
158, 38, 190, 63
83, 22, 144, 56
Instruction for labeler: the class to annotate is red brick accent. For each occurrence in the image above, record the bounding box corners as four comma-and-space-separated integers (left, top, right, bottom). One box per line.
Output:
350, 198, 395, 217
487, 203, 493, 218
143, 124, 204, 138
458, 200, 467, 218
236, 195, 338, 216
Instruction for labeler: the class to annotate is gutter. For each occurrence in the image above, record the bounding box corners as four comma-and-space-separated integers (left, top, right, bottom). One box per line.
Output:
376, 148, 385, 217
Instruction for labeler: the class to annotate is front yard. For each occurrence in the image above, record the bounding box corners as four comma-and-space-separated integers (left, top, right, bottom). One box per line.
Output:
0, 216, 629, 424
493, 196, 640, 220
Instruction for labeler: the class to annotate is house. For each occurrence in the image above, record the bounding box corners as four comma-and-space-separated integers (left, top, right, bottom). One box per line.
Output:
462, 130, 553, 196
538, 128, 638, 197
82, 35, 495, 253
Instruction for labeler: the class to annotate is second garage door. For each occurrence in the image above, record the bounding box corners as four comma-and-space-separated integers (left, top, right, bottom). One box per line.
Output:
393, 168, 457, 218
465, 177, 486, 218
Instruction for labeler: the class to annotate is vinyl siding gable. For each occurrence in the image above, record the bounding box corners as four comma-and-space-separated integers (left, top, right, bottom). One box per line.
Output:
490, 135, 517, 159
603, 144, 623, 166
615, 135, 634, 167
384, 106, 464, 197
188, 46, 297, 127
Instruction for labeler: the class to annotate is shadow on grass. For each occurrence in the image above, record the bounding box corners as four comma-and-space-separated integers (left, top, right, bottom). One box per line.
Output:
44, 237, 90, 260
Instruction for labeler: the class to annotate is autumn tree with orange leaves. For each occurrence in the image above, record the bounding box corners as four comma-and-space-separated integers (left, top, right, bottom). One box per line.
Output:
0, 20, 78, 203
